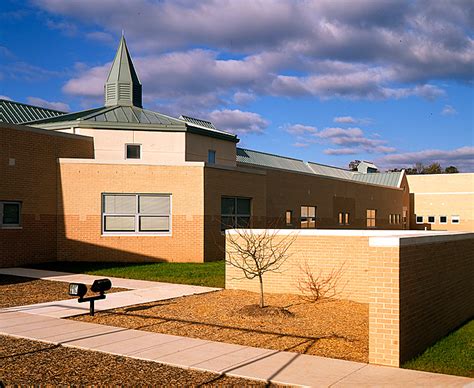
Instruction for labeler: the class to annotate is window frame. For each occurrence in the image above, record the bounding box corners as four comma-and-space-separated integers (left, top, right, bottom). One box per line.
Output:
366, 209, 376, 228
439, 215, 448, 224
101, 193, 172, 236
285, 210, 293, 226
451, 215, 460, 224
427, 215, 435, 224
221, 196, 252, 231
0, 201, 22, 228
125, 143, 142, 160
301, 205, 316, 229
416, 215, 424, 224
208, 149, 216, 165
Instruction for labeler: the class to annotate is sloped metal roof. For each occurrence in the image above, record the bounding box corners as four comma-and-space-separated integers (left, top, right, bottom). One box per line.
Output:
237, 147, 403, 188
237, 148, 314, 174
180, 115, 216, 129
307, 162, 356, 180
31, 105, 183, 126
0, 99, 65, 124
352, 171, 403, 187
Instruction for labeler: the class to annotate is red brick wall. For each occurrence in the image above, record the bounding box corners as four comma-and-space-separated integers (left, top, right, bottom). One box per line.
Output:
0, 124, 94, 267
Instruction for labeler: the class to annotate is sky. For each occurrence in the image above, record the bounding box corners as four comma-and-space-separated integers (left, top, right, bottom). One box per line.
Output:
1, 0, 473, 171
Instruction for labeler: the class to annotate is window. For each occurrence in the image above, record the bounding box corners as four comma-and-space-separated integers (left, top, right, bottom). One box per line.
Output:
428, 216, 435, 224
221, 197, 251, 230
396, 214, 401, 224
439, 216, 447, 224
102, 194, 171, 234
301, 206, 316, 228
389, 214, 393, 224
416, 215, 423, 224
451, 215, 460, 224
366, 209, 376, 228
126, 144, 141, 159
208, 150, 216, 164
1, 202, 21, 227
285, 210, 293, 226
338, 212, 350, 225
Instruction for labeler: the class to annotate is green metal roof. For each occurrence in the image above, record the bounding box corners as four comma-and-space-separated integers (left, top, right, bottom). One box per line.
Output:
0, 99, 65, 124
180, 115, 216, 129
237, 148, 314, 174
352, 171, 403, 187
237, 147, 404, 188
307, 161, 356, 180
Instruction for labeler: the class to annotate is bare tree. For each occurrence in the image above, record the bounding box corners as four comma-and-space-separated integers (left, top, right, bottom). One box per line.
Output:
226, 229, 296, 308
297, 260, 348, 303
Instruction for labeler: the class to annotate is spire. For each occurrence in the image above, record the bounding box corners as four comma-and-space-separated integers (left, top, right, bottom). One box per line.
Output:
104, 35, 142, 107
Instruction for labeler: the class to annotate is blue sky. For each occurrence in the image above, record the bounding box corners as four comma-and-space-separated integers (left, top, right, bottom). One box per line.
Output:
1, 0, 473, 171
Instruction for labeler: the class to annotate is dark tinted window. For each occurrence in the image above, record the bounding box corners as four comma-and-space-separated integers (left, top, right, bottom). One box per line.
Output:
126, 144, 141, 159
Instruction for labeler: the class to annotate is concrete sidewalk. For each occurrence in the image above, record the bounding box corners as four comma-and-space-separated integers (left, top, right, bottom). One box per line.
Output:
0, 267, 174, 289
1, 311, 471, 387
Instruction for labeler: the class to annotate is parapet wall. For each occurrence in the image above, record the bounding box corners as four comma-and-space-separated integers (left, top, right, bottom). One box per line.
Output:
225, 230, 474, 367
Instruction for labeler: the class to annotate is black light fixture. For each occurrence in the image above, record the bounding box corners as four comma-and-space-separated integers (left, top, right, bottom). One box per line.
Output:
68, 278, 112, 316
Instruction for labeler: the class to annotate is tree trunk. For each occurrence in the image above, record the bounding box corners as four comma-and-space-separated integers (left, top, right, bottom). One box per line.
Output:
258, 274, 265, 308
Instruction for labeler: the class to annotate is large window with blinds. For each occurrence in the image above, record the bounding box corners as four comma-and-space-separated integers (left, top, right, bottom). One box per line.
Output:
102, 194, 171, 234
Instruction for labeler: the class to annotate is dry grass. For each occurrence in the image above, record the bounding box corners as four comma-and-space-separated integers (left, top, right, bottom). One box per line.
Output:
0, 275, 126, 308
0, 335, 273, 386
73, 289, 369, 362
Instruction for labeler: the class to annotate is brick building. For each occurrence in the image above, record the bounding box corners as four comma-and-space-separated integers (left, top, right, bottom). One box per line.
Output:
1, 36, 415, 266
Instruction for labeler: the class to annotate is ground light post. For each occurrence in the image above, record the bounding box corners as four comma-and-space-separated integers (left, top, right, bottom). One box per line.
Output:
68, 279, 112, 316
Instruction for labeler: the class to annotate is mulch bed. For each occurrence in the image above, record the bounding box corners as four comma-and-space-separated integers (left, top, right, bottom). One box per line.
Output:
72, 290, 369, 362
0, 335, 273, 386
0, 275, 126, 308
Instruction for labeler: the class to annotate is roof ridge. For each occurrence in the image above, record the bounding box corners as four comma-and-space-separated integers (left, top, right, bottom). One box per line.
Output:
237, 147, 305, 162
26, 106, 105, 124
308, 160, 354, 172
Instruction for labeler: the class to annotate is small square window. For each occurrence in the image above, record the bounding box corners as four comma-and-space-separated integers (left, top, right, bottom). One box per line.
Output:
439, 216, 447, 224
1, 202, 21, 227
126, 144, 141, 159
428, 216, 435, 224
208, 150, 216, 164
451, 215, 460, 224
416, 215, 423, 224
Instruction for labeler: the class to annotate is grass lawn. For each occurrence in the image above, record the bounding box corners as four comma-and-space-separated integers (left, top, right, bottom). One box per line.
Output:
32, 261, 225, 288
403, 320, 474, 377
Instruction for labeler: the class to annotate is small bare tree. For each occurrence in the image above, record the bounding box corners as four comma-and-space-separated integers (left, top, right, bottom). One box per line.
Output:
226, 229, 296, 308
297, 261, 348, 303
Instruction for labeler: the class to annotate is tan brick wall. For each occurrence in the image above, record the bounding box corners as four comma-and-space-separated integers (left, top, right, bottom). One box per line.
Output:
226, 233, 372, 303
0, 124, 94, 267
225, 230, 474, 367
57, 162, 205, 263
407, 173, 474, 231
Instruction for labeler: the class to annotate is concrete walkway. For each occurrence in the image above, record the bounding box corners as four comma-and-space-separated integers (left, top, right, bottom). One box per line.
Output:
1, 267, 472, 387
0, 267, 172, 289
1, 311, 471, 387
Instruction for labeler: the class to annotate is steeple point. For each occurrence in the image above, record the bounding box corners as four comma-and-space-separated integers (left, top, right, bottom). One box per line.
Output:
104, 35, 142, 108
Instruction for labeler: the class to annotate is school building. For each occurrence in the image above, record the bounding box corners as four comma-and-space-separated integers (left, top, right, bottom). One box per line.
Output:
1, 36, 471, 267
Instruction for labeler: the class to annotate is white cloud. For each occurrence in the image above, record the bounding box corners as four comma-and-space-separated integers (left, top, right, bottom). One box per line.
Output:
324, 148, 360, 155
441, 104, 457, 115
334, 116, 372, 125
283, 124, 318, 135
27, 96, 70, 111
378, 146, 474, 171
207, 109, 269, 134
0, 95, 12, 101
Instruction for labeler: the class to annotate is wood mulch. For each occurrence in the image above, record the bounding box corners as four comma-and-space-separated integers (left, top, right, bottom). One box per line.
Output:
73, 289, 369, 362
0, 275, 126, 308
0, 335, 273, 386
